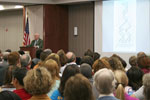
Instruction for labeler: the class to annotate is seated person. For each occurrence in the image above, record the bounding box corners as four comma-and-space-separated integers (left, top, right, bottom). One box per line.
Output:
24, 67, 53, 100
12, 68, 31, 100
64, 74, 95, 100
94, 68, 119, 100
0, 90, 21, 100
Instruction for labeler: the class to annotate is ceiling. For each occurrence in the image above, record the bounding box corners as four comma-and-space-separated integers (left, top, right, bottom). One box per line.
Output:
0, 0, 99, 5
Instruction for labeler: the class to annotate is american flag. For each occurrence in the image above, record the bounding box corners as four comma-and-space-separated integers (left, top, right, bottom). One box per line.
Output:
23, 17, 30, 46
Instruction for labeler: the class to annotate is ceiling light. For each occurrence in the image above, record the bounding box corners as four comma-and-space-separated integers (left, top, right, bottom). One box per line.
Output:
0, 5, 4, 10
15, 5, 23, 9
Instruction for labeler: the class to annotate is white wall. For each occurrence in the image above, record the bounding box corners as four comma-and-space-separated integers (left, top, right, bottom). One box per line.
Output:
94, 1, 137, 68
26, 5, 43, 41
0, 10, 23, 52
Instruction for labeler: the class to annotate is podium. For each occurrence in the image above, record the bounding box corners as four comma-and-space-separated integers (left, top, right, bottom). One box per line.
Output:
20, 47, 37, 59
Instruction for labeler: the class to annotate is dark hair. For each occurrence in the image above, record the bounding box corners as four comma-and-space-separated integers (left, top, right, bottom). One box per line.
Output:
127, 66, 144, 90
18, 50, 25, 55
80, 63, 92, 79
58, 64, 80, 96
36, 49, 43, 59
40, 51, 50, 61
64, 74, 94, 100
76, 57, 81, 65
84, 49, 93, 58
80, 56, 94, 67
4, 65, 18, 85
5, 49, 11, 53
57, 49, 68, 66
8, 52, 20, 65
129, 56, 137, 67
93, 52, 100, 62
137, 56, 150, 69
112, 54, 127, 68
12, 68, 28, 86
0, 91, 21, 100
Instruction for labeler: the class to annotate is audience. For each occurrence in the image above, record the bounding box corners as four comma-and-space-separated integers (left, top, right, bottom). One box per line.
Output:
43, 59, 60, 97
80, 63, 99, 99
24, 67, 53, 100
64, 74, 95, 100
93, 68, 118, 100
12, 68, 31, 100
0, 91, 21, 100
92, 59, 112, 73
0, 52, 9, 86
80, 56, 94, 67
126, 66, 144, 94
129, 56, 137, 67
143, 73, 150, 100
8, 51, 20, 67
51, 64, 80, 100
1, 48, 150, 100
60, 52, 77, 74
20, 54, 31, 69
114, 70, 139, 100
31, 48, 43, 69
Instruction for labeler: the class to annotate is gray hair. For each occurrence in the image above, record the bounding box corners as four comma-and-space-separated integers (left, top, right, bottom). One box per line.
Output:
20, 54, 31, 67
93, 68, 116, 95
66, 52, 76, 63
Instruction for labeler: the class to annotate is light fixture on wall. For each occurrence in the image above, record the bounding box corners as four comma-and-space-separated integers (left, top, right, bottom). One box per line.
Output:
0, 5, 4, 10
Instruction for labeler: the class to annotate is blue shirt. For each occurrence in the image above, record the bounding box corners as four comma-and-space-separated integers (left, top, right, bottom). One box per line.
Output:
51, 90, 64, 100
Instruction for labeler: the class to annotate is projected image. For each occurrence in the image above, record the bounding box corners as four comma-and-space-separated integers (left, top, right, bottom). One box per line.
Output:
102, 0, 150, 53
113, 0, 136, 52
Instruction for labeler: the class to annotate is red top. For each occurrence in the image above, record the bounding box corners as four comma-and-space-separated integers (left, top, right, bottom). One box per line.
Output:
13, 88, 32, 100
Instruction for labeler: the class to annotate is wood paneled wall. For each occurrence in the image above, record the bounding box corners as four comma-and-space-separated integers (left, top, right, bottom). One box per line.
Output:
43, 5, 68, 52
68, 3, 94, 57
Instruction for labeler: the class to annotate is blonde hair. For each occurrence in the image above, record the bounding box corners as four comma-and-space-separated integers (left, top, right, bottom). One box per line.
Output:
114, 70, 128, 100
23, 67, 53, 95
43, 59, 60, 79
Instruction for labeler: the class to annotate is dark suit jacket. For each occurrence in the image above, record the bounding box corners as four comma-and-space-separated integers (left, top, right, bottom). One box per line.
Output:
30, 38, 43, 49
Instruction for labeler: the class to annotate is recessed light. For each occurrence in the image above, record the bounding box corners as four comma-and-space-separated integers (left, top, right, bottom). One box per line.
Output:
15, 5, 23, 9
0, 5, 4, 10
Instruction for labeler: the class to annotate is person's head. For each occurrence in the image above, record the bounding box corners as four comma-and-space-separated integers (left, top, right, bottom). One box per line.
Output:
93, 52, 100, 62
92, 59, 112, 73
80, 63, 92, 79
129, 56, 137, 67
43, 59, 59, 79
114, 70, 128, 100
59, 64, 80, 96
12, 68, 28, 88
66, 52, 76, 63
0, 91, 21, 100
127, 66, 143, 91
5, 49, 11, 53
137, 52, 147, 58
84, 49, 93, 58
18, 50, 25, 55
57, 49, 68, 66
34, 33, 40, 40
80, 56, 94, 67
93, 68, 116, 95
108, 57, 125, 71
4, 65, 18, 85
24, 67, 53, 95
8, 52, 20, 66
40, 51, 51, 61
2, 52, 10, 61
143, 73, 150, 100
44, 49, 52, 55
36, 49, 43, 59
46, 53, 61, 68
64, 74, 94, 100
20, 54, 31, 68
137, 56, 150, 70
112, 54, 127, 68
